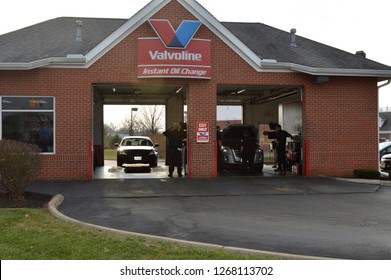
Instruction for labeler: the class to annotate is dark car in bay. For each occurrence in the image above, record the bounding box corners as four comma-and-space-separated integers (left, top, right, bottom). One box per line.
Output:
116, 136, 159, 167
220, 124, 264, 172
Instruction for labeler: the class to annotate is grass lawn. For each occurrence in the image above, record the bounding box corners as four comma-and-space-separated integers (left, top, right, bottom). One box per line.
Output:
104, 149, 117, 160
0, 209, 282, 260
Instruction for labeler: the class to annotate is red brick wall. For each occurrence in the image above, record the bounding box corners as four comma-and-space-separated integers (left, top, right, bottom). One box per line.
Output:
0, 0, 380, 179
0, 69, 93, 180
303, 76, 379, 177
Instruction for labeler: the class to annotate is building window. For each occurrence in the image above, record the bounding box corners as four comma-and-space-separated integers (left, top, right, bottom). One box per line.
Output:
1, 97, 55, 154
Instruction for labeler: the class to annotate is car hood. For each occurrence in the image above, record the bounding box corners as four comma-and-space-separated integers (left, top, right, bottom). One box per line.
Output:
222, 125, 258, 140
118, 146, 155, 151
221, 125, 259, 149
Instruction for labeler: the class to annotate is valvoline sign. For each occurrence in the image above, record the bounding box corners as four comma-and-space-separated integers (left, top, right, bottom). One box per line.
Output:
138, 19, 211, 79
149, 19, 202, 48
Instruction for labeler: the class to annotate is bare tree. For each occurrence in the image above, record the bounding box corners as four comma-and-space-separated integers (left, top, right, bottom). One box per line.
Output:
119, 116, 140, 136
118, 105, 164, 135
138, 105, 165, 134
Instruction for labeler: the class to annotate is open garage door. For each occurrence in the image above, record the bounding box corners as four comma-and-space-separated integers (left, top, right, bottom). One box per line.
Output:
217, 85, 303, 176
92, 83, 187, 179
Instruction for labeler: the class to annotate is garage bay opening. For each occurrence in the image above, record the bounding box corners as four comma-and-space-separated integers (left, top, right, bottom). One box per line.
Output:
92, 84, 187, 179
217, 85, 303, 177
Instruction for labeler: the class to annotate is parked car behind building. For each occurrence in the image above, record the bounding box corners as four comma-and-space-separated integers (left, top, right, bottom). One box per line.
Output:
380, 154, 391, 173
379, 141, 391, 160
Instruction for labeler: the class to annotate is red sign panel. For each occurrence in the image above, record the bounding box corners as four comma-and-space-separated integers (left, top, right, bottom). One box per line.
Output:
196, 122, 210, 143
138, 19, 211, 79
138, 38, 211, 79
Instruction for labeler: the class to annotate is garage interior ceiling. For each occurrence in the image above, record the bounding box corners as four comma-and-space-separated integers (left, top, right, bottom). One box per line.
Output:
94, 84, 300, 105
217, 85, 300, 105
94, 84, 184, 105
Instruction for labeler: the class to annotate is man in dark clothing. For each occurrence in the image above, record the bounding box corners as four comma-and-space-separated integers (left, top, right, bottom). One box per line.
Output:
241, 129, 256, 173
163, 122, 185, 177
275, 124, 292, 174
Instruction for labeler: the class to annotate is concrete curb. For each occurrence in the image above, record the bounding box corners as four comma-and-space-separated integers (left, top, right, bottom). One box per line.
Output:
328, 176, 391, 187
48, 194, 335, 260
381, 180, 391, 187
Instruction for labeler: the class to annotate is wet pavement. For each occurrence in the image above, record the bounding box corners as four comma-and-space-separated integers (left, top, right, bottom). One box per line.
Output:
29, 167, 391, 259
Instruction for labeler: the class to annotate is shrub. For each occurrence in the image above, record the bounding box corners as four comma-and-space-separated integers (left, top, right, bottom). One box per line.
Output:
0, 140, 41, 199
353, 169, 380, 180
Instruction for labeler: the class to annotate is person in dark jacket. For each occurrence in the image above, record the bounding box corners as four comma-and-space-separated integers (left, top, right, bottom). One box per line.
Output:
241, 129, 256, 174
274, 124, 292, 174
163, 122, 185, 177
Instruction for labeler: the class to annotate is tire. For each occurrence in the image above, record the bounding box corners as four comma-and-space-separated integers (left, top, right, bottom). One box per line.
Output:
256, 163, 264, 172
149, 159, 158, 167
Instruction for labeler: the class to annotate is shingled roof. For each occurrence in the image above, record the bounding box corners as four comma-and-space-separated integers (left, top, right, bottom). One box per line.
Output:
222, 22, 391, 71
0, 0, 390, 78
0, 17, 126, 63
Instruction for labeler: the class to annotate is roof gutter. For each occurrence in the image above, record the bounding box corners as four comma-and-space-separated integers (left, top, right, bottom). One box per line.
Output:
0, 55, 86, 70
260, 60, 391, 78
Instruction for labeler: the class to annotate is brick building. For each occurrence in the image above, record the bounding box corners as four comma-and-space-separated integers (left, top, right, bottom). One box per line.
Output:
1, 0, 390, 180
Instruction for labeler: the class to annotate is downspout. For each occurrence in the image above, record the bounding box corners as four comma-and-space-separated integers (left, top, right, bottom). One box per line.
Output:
378, 79, 391, 90
378, 79, 391, 154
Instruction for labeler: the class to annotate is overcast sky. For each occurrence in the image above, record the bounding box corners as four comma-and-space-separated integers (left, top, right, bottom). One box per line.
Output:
1, 0, 390, 124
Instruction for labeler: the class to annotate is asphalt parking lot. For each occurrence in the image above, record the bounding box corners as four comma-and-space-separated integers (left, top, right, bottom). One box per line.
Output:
29, 174, 391, 260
